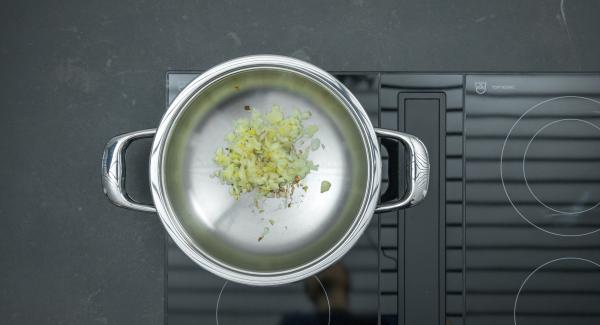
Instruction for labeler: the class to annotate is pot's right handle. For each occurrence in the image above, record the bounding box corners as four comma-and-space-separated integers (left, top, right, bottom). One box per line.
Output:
374, 128, 430, 213
102, 129, 157, 213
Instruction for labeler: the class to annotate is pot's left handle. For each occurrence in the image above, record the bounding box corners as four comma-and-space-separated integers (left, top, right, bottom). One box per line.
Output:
102, 129, 157, 213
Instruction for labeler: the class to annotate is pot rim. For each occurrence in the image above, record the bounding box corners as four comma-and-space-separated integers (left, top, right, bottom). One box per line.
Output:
149, 55, 381, 285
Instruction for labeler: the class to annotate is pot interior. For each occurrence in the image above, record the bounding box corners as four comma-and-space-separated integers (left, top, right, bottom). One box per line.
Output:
162, 67, 372, 274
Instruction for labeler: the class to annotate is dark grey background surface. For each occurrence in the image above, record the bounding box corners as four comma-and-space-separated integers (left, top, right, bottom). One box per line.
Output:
1, 0, 599, 324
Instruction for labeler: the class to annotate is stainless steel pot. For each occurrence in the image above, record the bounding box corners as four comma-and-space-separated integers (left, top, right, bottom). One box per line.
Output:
101, 55, 429, 286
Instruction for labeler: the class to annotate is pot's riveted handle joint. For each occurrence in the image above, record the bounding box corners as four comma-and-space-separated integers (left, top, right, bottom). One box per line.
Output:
374, 128, 430, 213
102, 129, 157, 213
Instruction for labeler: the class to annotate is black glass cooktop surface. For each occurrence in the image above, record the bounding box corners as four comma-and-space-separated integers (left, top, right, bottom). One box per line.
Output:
165, 72, 600, 325
464, 75, 600, 325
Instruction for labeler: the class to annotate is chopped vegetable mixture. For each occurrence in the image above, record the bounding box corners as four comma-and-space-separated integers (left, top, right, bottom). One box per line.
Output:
213, 106, 321, 205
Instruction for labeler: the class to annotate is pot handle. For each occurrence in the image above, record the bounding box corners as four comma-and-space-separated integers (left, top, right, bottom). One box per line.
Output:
102, 129, 157, 213
374, 128, 430, 213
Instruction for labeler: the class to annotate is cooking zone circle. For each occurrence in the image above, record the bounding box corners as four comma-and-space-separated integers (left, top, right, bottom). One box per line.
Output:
513, 257, 600, 325
523, 119, 600, 215
215, 276, 330, 325
501, 96, 600, 236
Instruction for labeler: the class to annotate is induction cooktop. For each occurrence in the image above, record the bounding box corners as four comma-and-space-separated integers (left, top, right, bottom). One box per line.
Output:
164, 73, 600, 325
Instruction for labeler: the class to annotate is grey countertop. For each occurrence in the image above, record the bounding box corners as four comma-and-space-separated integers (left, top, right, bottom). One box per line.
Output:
1, 0, 599, 324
